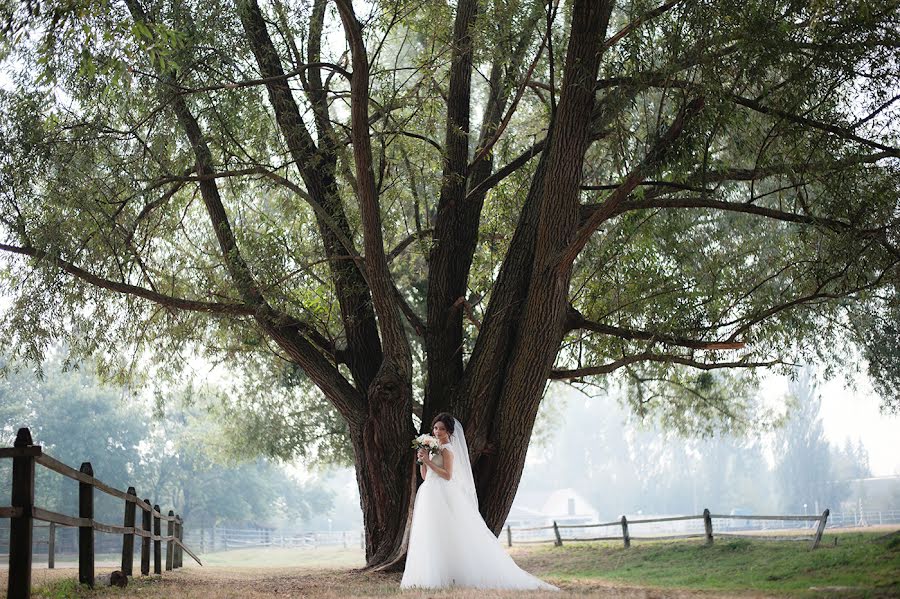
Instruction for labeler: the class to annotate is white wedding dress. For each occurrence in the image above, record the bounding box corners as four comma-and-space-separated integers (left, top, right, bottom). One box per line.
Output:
400, 419, 558, 591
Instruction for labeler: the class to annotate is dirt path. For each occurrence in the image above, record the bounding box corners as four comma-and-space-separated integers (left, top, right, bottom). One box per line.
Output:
13, 566, 781, 598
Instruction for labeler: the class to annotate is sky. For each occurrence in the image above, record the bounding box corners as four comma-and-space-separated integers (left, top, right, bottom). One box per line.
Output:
770, 373, 899, 476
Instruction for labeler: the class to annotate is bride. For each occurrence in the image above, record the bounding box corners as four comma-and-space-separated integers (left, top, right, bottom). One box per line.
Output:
400, 412, 558, 591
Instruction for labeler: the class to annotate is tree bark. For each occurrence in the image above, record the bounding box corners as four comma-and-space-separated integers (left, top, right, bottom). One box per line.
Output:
348, 371, 416, 567
460, 0, 614, 533
333, 0, 416, 570
424, 0, 480, 421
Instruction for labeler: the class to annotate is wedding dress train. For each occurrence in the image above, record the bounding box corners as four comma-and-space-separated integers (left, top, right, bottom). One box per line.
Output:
400, 421, 557, 591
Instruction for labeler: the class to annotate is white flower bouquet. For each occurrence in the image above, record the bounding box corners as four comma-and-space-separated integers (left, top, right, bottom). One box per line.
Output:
411, 434, 442, 464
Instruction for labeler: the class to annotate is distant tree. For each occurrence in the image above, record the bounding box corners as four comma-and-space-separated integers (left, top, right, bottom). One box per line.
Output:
522, 389, 778, 517
696, 434, 775, 514
138, 405, 334, 528
0, 355, 333, 527
828, 437, 872, 510
774, 368, 834, 512
2, 0, 898, 566
831, 438, 872, 481
0, 354, 147, 522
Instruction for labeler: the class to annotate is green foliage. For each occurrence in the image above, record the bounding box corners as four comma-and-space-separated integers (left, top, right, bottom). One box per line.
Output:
0, 0, 897, 470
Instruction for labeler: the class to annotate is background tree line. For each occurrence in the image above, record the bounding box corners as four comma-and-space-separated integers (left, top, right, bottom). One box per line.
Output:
523, 371, 877, 518
0, 352, 334, 530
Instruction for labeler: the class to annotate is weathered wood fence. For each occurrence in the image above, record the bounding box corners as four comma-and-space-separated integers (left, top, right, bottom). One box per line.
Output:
505, 508, 831, 551
1, 427, 201, 599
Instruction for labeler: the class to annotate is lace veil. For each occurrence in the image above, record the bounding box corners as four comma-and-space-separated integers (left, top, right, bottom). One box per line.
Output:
449, 418, 479, 510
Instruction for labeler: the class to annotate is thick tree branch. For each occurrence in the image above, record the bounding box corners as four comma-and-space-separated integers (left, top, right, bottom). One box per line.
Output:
565, 306, 745, 350
583, 150, 892, 191
550, 353, 779, 380
724, 271, 891, 342
305, 0, 336, 147
125, 2, 265, 309
240, 0, 384, 390
424, 0, 490, 420
558, 96, 705, 269
126, 0, 364, 419
335, 0, 411, 367
599, 195, 900, 259
596, 75, 900, 157
469, 6, 552, 169
393, 282, 425, 337
728, 93, 900, 157
452, 296, 482, 330
603, 0, 682, 50
387, 228, 433, 263
465, 137, 547, 201
0, 242, 256, 317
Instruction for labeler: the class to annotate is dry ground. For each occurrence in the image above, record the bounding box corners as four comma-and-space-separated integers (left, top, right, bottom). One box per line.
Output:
13, 564, 780, 598
3, 544, 780, 599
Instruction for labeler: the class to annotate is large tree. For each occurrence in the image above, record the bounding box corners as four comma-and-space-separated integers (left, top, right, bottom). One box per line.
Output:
1, 0, 898, 568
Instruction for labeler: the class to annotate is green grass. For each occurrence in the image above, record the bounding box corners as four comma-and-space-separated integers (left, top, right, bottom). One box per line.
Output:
515, 531, 900, 597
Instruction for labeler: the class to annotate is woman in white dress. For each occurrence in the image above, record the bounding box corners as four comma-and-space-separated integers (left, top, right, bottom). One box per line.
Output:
400, 413, 558, 591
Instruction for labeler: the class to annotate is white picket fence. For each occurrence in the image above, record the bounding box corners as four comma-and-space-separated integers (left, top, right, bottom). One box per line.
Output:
182, 527, 363, 552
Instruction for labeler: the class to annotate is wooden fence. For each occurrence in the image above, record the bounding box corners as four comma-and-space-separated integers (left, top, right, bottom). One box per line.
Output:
1, 427, 201, 599
505, 508, 831, 550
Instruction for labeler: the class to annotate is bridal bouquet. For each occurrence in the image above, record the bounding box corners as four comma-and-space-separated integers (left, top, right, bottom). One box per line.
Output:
412, 434, 442, 464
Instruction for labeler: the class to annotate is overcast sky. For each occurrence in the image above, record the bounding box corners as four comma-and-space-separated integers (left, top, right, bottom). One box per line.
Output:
764, 373, 899, 477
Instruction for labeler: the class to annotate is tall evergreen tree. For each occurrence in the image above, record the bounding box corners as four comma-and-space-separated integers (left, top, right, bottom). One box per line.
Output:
774, 368, 833, 512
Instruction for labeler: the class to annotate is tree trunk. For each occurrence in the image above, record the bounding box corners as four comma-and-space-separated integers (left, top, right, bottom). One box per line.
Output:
460, 0, 614, 534
349, 363, 415, 569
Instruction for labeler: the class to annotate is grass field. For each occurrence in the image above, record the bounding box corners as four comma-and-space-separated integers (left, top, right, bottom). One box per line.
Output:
4, 529, 898, 598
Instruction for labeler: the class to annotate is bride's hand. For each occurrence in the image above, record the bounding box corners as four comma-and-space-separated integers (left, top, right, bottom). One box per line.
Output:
416, 448, 427, 462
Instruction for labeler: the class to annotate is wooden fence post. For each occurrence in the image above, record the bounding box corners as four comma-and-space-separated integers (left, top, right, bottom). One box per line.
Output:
141, 499, 151, 575
553, 521, 562, 547
122, 487, 137, 576
79, 462, 95, 588
8, 427, 36, 599
175, 516, 183, 568
811, 509, 830, 550
153, 504, 162, 575
48, 522, 56, 569
166, 510, 175, 571
506, 524, 512, 548
621, 515, 630, 548
703, 508, 713, 545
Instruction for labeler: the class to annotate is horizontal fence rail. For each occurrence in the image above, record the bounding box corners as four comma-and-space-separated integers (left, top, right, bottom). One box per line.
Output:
1, 427, 200, 599
181, 527, 364, 553
504, 507, 831, 551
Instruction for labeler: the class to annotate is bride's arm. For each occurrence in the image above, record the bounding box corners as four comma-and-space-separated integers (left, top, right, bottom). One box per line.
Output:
423, 448, 454, 481
417, 449, 428, 479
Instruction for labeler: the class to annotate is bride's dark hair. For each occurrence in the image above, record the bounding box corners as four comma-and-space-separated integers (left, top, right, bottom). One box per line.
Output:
431, 412, 455, 437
